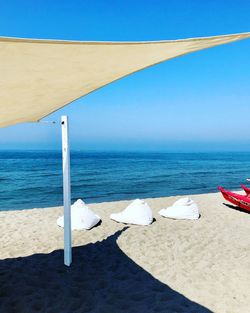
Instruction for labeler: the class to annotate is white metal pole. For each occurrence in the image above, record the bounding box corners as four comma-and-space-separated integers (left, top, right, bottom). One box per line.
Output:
61, 115, 72, 266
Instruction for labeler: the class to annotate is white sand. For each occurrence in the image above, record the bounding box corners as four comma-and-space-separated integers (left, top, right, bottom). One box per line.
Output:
0, 192, 249, 313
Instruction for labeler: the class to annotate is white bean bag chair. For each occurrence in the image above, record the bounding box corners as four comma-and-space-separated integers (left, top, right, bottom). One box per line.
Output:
158, 197, 199, 220
57, 199, 101, 230
110, 199, 153, 225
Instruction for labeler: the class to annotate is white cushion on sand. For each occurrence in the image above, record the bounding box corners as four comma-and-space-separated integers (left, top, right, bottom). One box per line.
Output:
57, 199, 100, 230
159, 198, 199, 220
110, 199, 153, 225
172, 197, 194, 207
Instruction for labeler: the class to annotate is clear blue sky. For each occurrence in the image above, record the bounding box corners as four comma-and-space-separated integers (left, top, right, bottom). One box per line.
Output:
0, 0, 249, 152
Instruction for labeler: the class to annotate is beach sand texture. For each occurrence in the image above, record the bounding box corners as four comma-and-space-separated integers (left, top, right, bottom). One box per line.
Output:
0, 192, 249, 313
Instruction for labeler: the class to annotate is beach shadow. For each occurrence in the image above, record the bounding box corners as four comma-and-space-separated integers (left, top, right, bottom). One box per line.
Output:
223, 203, 250, 214
0, 228, 212, 313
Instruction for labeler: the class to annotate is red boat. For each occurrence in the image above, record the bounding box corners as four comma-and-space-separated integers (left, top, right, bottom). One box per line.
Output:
240, 184, 250, 197
218, 186, 250, 212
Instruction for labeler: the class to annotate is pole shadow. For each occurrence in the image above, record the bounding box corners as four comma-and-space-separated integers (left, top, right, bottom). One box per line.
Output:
0, 227, 212, 313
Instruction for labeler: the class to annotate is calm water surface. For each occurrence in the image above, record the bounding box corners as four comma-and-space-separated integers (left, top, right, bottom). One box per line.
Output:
0, 151, 250, 211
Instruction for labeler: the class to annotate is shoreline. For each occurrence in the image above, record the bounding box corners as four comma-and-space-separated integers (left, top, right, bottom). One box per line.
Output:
0, 191, 250, 312
0, 188, 244, 212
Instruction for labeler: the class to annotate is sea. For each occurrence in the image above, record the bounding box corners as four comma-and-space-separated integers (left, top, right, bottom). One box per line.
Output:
0, 150, 250, 211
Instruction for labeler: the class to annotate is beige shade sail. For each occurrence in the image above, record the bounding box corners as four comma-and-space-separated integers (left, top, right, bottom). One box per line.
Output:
0, 32, 249, 128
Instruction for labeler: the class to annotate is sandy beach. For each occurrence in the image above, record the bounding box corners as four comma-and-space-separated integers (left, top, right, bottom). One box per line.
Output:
0, 191, 250, 313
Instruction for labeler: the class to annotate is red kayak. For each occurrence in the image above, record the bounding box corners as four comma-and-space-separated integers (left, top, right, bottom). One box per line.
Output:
218, 186, 250, 212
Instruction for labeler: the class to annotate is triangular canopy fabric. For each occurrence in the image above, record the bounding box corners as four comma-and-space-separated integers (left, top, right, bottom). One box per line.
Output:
0, 32, 249, 127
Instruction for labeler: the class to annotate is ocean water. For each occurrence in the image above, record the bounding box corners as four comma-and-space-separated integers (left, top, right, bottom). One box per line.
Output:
0, 150, 250, 211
